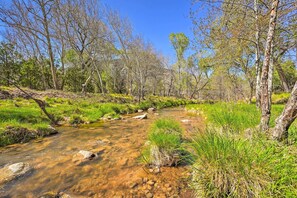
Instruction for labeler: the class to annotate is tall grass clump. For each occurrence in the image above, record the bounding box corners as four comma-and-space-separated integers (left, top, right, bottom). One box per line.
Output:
187, 103, 261, 132
191, 131, 274, 197
142, 118, 187, 167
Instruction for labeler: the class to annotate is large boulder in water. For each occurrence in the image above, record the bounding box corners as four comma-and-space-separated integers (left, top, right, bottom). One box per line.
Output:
0, 162, 33, 185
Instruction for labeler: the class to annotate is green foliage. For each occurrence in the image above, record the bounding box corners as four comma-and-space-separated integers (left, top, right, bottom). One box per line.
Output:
0, 42, 22, 86
271, 92, 291, 104
273, 60, 297, 92
142, 118, 187, 166
169, 33, 189, 61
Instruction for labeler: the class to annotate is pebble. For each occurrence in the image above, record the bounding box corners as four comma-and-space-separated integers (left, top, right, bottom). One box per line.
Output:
142, 177, 148, 183
146, 193, 153, 198
165, 184, 171, 188
147, 180, 155, 186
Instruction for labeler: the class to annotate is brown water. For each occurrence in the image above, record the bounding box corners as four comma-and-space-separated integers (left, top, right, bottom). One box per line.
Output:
0, 108, 204, 198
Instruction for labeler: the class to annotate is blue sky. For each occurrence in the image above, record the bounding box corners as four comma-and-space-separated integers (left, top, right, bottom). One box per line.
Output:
102, 0, 194, 62
0, 0, 194, 62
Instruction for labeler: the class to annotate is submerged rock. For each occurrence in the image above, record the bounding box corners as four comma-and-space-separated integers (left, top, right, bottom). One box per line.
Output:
147, 108, 156, 113
0, 162, 32, 186
72, 149, 104, 165
78, 150, 96, 160
133, 114, 148, 120
96, 139, 111, 145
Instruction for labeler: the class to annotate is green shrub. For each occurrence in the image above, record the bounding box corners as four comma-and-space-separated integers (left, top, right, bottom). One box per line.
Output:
271, 93, 290, 104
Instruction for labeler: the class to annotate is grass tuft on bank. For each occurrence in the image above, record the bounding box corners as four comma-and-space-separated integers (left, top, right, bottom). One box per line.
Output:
187, 103, 297, 197
142, 118, 190, 167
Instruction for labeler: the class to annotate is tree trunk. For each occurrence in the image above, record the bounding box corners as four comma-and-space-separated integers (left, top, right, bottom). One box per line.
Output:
268, 40, 275, 107
272, 81, 297, 141
94, 64, 105, 95
260, 0, 279, 132
82, 74, 92, 94
254, 0, 261, 108
275, 63, 290, 92
41, 1, 58, 90
178, 61, 182, 97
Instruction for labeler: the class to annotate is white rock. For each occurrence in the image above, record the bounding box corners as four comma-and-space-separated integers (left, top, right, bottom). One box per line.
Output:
78, 150, 95, 159
133, 114, 148, 119
147, 108, 156, 112
0, 162, 32, 185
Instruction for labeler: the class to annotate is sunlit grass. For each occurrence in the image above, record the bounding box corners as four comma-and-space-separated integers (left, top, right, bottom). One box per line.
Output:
142, 118, 190, 166
186, 103, 290, 132
191, 130, 297, 197
186, 102, 297, 197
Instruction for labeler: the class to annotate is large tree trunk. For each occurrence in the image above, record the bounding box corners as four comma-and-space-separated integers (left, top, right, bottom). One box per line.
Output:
260, 0, 279, 132
254, 0, 261, 108
272, 81, 297, 141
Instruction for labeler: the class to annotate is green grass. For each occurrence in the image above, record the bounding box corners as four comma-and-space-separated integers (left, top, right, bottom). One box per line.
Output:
191, 131, 273, 197
191, 131, 297, 197
142, 118, 189, 166
186, 102, 292, 132
187, 102, 297, 197
250, 93, 290, 104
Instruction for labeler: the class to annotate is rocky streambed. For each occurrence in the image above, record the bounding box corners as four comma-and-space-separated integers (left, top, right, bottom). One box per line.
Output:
0, 108, 204, 198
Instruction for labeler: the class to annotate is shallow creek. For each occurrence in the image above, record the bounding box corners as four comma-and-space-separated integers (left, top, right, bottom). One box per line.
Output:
0, 108, 203, 198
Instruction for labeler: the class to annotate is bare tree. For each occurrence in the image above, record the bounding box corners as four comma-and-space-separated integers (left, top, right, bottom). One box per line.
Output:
260, 0, 279, 132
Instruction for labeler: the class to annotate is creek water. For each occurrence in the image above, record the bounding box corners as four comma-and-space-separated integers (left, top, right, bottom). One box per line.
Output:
0, 108, 203, 198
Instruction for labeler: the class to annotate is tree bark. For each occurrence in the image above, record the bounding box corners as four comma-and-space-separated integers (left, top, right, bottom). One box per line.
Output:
254, 0, 261, 108
272, 81, 297, 141
268, 40, 275, 107
275, 62, 290, 92
40, 0, 58, 90
260, 0, 279, 132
